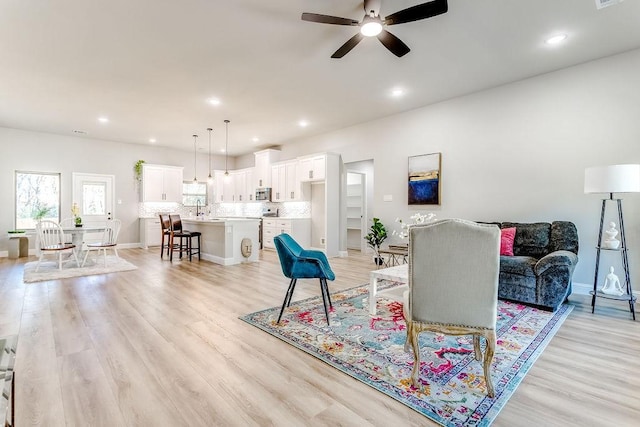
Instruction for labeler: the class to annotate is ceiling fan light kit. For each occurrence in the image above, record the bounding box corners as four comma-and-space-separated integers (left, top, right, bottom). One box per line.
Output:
302, 0, 448, 58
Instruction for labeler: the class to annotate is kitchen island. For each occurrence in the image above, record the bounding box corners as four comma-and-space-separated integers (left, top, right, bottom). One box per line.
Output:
182, 218, 260, 265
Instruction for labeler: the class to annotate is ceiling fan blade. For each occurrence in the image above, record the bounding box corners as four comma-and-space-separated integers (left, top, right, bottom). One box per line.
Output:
331, 33, 365, 58
301, 13, 359, 26
363, 0, 382, 16
377, 30, 410, 57
384, 0, 448, 26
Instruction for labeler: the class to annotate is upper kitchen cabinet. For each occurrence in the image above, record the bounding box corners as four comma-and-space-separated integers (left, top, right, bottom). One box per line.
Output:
298, 154, 326, 182
271, 160, 302, 202
254, 149, 280, 189
142, 164, 184, 202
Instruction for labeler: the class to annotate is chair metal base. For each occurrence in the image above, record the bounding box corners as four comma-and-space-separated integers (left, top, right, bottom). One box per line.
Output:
277, 278, 333, 325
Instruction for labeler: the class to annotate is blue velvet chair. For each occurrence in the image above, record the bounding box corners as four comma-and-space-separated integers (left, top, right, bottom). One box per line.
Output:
274, 234, 336, 325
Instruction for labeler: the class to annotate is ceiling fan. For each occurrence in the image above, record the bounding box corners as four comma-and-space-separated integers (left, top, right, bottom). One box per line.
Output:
301, 0, 448, 58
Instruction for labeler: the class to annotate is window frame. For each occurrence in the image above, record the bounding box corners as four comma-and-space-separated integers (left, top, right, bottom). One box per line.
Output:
182, 181, 208, 207
15, 170, 62, 230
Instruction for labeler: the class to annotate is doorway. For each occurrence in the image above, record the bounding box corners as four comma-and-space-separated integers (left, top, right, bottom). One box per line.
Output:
346, 172, 366, 251
72, 173, 115, 227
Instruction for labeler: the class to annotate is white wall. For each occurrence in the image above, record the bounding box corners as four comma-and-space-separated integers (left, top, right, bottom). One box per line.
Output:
0, 128, 232, 249
272, 48, 640, 287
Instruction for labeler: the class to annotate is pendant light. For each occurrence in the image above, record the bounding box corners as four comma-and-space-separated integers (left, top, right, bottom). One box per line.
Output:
207, 127, 213, 183
224, 119, 230, 176
192, 134, 198, 183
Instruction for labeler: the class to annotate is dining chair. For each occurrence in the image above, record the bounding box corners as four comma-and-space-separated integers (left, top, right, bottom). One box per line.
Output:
404, 219, 500, 397
35, 220, 79, 271
81, 219, 121, 267
273, 233, 336, 325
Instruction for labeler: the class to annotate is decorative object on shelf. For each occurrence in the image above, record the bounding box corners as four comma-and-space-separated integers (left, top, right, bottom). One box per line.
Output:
207, 127, 213, 183
601, 266, 624, 296
134, 159, 145, 182
393, 212, 437, 239
223, 120, 230, 176
71, 202, 82, 227
192, 134, 198, 184
602, 221, 620, 249
584, 163, 640, 320
364, 217, 388, 265
408, 152, 441, 205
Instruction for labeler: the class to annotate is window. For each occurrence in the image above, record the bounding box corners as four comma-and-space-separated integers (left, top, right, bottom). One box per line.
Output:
182, 181, 207, 207
15, 171, 61, 229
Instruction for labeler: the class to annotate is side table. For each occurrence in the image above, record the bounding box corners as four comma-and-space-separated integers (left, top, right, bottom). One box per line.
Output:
0, 335, 17, 427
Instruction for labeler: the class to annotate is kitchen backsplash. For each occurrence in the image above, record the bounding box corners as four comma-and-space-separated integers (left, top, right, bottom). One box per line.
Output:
139, 201, 310, 218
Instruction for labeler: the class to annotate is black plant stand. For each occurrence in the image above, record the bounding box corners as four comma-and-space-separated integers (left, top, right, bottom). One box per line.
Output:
590, 195, 636, 320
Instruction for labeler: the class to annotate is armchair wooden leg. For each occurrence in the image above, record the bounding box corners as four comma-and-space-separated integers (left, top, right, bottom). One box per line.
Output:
483, 330, 496, 398
408, 323, 422, 389
473, 335, 482, 361
277, 279, 297, 324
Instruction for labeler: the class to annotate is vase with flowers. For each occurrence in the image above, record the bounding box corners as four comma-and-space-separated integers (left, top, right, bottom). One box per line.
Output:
71, 202, 82, 227
393, 212, 437, 239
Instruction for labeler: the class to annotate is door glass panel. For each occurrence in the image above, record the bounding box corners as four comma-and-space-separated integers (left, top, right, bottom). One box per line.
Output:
83, 182, 106, 215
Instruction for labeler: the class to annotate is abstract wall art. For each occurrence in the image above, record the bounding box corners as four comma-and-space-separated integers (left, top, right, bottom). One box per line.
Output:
408, 153, 441, 205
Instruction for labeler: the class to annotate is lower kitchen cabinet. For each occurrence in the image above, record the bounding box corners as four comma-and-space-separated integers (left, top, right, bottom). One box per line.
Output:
263, 218, 310, 249
140, 217, 162, 248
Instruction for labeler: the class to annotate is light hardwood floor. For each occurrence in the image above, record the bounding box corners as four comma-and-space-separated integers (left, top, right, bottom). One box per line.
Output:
1, 248, 639, 426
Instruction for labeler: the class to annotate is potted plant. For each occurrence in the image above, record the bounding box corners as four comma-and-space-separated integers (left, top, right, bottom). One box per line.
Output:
32, 205, 51, 222
134, 160, 145, 182
71, 202, 82, 227
364, 217, 388, 265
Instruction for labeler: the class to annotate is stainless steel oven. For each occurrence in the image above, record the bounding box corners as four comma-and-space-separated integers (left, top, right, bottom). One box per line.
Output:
255, 188, 272, 201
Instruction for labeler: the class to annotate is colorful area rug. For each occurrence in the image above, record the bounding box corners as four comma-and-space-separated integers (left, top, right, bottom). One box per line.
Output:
23, 255, 137, 283
241, 283, 573, 426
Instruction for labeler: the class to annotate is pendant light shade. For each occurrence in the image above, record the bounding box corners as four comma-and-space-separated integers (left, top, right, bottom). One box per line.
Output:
192, 134, 198, 183
207, 127, 213, 183
224, 120, 230, 176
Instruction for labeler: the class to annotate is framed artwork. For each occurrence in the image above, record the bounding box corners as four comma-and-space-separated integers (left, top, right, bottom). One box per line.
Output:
408, 152, 441, 205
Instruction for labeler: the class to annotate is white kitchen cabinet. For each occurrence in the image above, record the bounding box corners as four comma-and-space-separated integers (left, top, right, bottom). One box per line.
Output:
254, 149, 280, 189
298, 155, 326, 182
232, 168, 255, 203
262, 218, 310, 249
139, 217, 162, 248
142, 164, 184, 202
271, 160, 303, 202
213, 170, 226, 203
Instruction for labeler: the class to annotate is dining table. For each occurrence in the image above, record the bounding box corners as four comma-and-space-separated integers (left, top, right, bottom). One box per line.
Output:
61, 225, 106, 256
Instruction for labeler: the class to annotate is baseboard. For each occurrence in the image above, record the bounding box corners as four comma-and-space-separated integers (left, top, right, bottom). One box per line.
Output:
118, 243, 140, 249
338, 250, 348, 258
571, 282, 591, 296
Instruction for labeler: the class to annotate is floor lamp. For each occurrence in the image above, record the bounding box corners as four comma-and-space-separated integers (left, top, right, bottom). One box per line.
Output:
584, 164, 640, 320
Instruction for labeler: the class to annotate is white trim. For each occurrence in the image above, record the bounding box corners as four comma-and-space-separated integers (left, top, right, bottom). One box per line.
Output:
338, 250, 349, 257
571, 282, 591, 296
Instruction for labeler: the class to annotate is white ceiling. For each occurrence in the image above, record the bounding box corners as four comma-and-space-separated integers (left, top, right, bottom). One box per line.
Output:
1, 0, 640, 156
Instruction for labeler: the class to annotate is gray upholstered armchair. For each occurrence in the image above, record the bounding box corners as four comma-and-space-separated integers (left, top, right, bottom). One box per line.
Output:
403, 219, 500, 397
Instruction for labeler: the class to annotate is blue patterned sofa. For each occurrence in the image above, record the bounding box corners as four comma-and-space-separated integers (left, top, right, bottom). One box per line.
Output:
486, 221, 579, 311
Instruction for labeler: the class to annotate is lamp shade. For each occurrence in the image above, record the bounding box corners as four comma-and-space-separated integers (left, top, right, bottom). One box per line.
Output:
584, 164, 640, 194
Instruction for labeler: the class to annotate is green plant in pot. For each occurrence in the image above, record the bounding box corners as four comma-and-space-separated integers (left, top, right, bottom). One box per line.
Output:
134, 160, 145, 182
364, 217, 388, 266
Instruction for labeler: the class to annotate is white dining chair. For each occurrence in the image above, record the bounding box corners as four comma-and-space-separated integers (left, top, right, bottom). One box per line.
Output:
82, 219, 121, 267
35, 220, 80, 271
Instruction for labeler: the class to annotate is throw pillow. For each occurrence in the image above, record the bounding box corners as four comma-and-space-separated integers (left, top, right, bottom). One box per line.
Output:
500, 227, 516, 256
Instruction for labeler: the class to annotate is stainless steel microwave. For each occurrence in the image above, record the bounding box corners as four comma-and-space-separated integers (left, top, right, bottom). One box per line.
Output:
256, 187, 272, 201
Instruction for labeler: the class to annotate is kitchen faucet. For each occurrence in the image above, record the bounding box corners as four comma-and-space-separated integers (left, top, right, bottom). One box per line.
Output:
196, 199, 202, 217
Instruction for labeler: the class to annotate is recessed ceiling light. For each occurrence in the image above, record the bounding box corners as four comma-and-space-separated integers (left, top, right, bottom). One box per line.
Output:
208, 98, 221, 106
72, 129, 88, 135
391, 88, 404, 97
545, 34, 568, 45
98, 116, 109, 123
220, 148, 226, 153
298, 120, 309, 128
149, 138, 156, 143
252, 137, 259, 142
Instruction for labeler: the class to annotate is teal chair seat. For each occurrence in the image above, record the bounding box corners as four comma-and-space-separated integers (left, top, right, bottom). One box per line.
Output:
274, 233, 335, 325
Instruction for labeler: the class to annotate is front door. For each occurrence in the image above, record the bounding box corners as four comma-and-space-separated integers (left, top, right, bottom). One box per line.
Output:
72, 173, 115, 244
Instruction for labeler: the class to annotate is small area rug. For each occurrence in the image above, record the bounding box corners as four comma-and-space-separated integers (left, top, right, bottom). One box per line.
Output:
23, 255, 137, 283
241, 283, 573, 426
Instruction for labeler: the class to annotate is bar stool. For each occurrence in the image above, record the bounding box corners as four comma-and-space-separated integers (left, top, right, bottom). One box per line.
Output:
159, 214, 172, 259
168, 214, 201, 261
